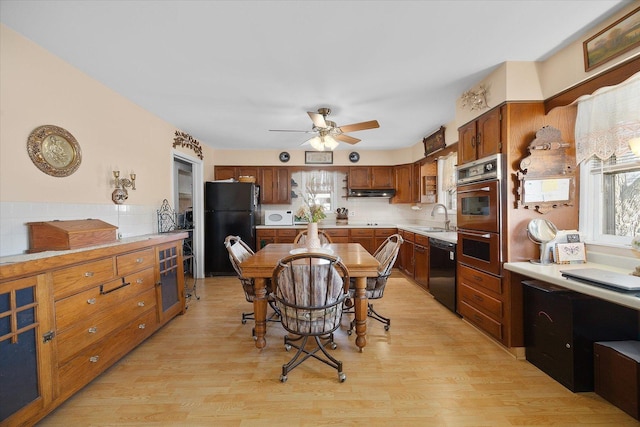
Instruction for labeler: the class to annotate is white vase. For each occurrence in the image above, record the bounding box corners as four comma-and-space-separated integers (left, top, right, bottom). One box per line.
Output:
306, 222, 321, 249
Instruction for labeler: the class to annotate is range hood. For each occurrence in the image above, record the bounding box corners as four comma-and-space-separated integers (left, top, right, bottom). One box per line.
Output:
347, 189, 396, 198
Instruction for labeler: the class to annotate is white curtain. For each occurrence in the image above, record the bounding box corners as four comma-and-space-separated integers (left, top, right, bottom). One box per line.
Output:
574, 72, 640, 164
441, 151, 458, 192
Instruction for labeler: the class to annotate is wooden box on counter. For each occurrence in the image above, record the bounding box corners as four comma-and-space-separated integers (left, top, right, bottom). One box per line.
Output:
27, 219, 118, 253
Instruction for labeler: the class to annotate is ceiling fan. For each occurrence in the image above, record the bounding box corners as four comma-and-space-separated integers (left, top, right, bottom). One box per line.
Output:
270, 107, 380, 150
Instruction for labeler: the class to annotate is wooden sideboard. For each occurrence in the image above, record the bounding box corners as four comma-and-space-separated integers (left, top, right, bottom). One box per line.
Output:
0, 233, 187, 426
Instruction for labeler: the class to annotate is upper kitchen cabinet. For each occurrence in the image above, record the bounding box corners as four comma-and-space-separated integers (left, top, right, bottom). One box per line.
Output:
260, 167, 291, 204
348, 166, 394, 189
213, 166, 259, 181
458, 107, 502, 165
392, 163, 421, 204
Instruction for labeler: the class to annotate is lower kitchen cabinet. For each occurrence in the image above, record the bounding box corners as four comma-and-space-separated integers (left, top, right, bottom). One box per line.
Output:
0, 233, 187, 426
398, 230, 415, 277
413, 234, 429, 288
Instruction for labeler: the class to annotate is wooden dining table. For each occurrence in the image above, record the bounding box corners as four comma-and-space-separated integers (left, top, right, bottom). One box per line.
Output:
240, 243, 380, 352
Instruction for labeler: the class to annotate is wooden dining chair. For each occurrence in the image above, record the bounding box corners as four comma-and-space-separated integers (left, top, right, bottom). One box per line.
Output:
347, 233, 403, 333
224, 235, 279, 332
293, 229, 333, 245
271, 252, 350, 383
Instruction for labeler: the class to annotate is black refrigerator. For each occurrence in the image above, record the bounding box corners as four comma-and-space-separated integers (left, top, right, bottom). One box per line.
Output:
204, 181, 258, 276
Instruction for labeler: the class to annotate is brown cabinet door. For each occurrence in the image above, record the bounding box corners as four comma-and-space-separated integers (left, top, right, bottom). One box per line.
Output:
237, 167, 259, 180
413, 244, 429, 288
371, 166, 394, 189
458, 121, 477, 164
392, 164, 412, 204
214, 166, 236, 181
476, 108, 501, 159
260, 168, 275, 204
274, 167, 290, 204
348, 167, 371, 189
412, 162, 421, 203
401, 240, 415, 277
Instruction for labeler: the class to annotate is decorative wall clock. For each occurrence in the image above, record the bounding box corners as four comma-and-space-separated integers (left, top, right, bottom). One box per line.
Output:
279, 151, 290, 162
27, 125, 82, 177
348, 152, 360, 163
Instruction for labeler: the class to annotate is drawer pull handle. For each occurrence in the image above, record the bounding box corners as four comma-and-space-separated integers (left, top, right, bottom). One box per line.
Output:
138, 323, 146, 329
537, 311, 553, 322
473, 314, 483, 323
89, 356, 99, 363
88, 327, 98, 334
473, 275, 483, 282
473, 294, 484, 302
100, 281, 131, 295
137, 301, 145, 307
136, 258, 144, 263
84, 271, 94, 277
87, 298, 96, 305
136, 278, 144, 284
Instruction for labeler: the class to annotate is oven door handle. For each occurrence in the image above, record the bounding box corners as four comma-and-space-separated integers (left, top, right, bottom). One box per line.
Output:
458, 186, 491, 193
461, 231, 492, 239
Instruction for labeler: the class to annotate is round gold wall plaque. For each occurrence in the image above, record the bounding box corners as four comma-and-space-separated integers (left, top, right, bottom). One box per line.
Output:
27, 125, 82, 177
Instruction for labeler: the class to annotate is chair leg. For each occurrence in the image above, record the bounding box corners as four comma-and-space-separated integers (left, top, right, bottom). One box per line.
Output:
347, 302, 390, 333
280, 333, 345, 383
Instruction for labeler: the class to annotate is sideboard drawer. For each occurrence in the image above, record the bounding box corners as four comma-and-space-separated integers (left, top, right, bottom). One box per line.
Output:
52, 258, 116, 299
58, 308, 157, 395
116, 248, 155, 276
458, 282, 503, 322
350, 228, 374, 237
56, 287, 157, 363
55, 267, 154, 332
458, 263, 502, 295
459, 300, 503, 341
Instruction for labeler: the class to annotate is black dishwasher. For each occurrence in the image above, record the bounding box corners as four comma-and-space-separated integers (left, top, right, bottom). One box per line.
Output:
428, 237, 458, 314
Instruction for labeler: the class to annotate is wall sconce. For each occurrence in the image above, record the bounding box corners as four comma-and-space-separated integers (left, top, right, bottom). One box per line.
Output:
112, 170, 136, 204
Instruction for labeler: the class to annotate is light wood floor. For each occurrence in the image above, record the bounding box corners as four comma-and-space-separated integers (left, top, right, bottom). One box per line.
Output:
37, 272, 636, 426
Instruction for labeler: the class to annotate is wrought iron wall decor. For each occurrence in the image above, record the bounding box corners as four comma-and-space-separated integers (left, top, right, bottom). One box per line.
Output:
461, 84, 490, 111
173, 131, 204, 160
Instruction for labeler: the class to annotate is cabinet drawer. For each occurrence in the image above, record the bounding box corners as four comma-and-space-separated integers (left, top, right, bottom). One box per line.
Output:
414, 234, 429, 246
52, 258, 116, 299
55, 268, 155, 332
277, 229, 299, 238
56, 287, 157, 363
458, 282, 503, 321
116, 248, 155, 276
323, 228, 349, 237
400, 230, 415, 242
459, 300, 503, 341
351, 228, 374, 237
458, 264, 502, 295
58, 309, 157, 395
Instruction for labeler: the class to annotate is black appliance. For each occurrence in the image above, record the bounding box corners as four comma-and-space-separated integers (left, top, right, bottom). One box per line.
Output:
204, 182, 258, 275
428, 237, 458, 314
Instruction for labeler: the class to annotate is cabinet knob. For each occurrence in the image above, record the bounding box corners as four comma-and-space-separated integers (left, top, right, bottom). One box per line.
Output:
565, 343, 571, 349
87, 298, 96, 305
88, 327, 97, 334
136, 258, 144, 263
137, 301, 145, 307
84, 271, 94, 277
136, 278, 144, 284
138, 323, 146, 329
89, 355, 99, 363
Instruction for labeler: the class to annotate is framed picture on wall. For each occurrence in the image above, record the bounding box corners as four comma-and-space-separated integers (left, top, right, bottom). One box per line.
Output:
305, 151, 333, 164
583, 6, 640, 71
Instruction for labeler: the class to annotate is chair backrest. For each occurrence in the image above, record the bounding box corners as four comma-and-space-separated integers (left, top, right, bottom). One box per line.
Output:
272, 253, 349, 335
224, 235, 256, 301
365, 233, 404, 297
293, 229, 333, 245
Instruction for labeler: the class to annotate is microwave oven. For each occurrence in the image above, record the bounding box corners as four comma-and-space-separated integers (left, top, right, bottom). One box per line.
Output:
264, 210, 294, 226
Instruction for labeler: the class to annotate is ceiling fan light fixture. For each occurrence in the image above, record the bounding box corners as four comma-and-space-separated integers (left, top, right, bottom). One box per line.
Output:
309, 136, 325, 151
324, 135, 339, 150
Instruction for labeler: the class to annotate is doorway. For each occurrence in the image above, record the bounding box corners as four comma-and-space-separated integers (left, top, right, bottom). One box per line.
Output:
173, 152, 204, 279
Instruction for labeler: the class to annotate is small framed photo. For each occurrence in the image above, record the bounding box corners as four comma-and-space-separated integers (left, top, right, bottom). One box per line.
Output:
305, 151, 333, 164
555, 242, 586, 264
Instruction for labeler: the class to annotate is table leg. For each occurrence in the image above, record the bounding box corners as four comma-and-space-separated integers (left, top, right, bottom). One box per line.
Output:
253, 277, 267, 349
353, 276, 368, 351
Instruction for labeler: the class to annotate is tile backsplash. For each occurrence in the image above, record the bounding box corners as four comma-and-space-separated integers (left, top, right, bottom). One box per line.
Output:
0, 201, 156, 257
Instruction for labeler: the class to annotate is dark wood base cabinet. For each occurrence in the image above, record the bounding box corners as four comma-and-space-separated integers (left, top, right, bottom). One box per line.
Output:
0, 233, 187, 426
523, 280, 638, 392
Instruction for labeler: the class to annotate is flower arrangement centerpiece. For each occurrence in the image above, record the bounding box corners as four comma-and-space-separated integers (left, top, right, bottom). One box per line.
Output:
296, 179, 326, 248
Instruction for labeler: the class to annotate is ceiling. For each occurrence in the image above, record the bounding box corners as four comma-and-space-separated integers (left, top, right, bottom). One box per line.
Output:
0, 1, 630, 151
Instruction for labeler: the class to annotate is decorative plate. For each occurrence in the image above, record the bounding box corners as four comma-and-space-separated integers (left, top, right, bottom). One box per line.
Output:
279, 151, 290, 162
348, 152, 360, 163
27, 125, 82, 177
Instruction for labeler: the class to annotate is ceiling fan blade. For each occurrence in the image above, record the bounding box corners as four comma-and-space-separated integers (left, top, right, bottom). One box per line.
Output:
269, 129, 314, 133
308, 111, 327, 128
335, 134, 360, 144
338, 120, 380, 133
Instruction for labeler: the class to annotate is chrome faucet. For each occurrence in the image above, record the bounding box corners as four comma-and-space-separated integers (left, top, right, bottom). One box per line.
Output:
430, 203, 450, 231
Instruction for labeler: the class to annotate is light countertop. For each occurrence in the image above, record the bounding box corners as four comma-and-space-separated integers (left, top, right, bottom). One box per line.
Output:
504, 261, 640, 311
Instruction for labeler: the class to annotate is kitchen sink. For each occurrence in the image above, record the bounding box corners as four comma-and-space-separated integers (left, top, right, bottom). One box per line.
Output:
411, 226, 447, 232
